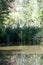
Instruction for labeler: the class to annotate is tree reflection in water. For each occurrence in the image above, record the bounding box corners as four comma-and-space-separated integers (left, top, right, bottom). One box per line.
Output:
0, 53, 43, 65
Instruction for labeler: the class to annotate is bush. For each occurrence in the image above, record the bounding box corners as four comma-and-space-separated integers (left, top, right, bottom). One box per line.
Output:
0, 25, 42, 46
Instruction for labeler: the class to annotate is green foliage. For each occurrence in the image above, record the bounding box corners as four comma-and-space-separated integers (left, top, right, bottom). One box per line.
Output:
0, 0, 43, 45
0, 25, 42, 46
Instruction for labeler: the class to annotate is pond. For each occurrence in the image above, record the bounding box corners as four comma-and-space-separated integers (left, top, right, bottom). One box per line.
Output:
0, 51, 43, 65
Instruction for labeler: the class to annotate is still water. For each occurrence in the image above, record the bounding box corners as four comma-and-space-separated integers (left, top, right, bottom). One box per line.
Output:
0, 51, 43, 65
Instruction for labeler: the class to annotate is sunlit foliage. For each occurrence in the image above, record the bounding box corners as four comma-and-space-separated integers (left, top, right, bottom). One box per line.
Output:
0, 0, 43, 45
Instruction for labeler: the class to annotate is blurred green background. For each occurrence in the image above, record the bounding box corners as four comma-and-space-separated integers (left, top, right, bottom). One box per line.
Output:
0, 0, 43, 45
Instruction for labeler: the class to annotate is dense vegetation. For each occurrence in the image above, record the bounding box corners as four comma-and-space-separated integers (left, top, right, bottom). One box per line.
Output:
0, 0, 43, 46
0, 26, 42, 46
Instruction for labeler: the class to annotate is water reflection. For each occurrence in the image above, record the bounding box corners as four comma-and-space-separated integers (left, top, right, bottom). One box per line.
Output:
0, 51, 43, 65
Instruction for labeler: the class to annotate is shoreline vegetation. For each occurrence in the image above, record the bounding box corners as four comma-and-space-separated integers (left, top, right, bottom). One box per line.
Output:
0, 0, 43, 46
0, 26, 43, 46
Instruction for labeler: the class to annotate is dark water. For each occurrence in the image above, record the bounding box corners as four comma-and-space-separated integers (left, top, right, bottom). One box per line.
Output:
0, 51, 43, 65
